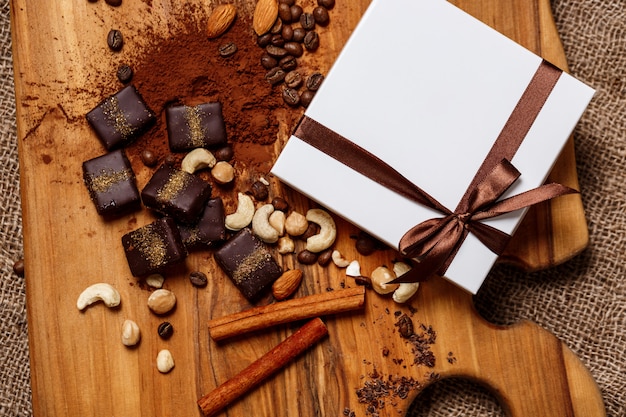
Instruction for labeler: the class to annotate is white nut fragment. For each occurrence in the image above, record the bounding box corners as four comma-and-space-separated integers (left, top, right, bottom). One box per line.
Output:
225, 192, 255, 231
370, 266, 399, 295
277, 236, 295, 254
145, 273, 165, 289
345, 260, 361, 277
305, 208, 337, 253
147, 289, 177, 315
392, 282, 420, 303
121, 319, 141, 347
77, 283, 121, 311
156, 349, 175, 374
211, 161, 235, 184
331, 250, 351, 268
268, 210, 286, 236
393, 261, 412, 278
181, 148, 216, 174
252, 204, 279, 243
284, 211, 308, 236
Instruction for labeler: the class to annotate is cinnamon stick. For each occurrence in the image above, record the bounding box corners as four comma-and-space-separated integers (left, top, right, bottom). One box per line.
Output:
208, 286, 365, 341
197, 318, 328, 416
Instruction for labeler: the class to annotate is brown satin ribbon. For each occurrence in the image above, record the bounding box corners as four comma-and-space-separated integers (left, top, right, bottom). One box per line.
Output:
293, 60, 578, 283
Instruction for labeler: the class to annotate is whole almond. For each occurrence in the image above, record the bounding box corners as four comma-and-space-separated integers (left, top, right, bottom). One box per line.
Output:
253, 0, 278, 36
206, 4, 237, 39
272, 269, 303, 300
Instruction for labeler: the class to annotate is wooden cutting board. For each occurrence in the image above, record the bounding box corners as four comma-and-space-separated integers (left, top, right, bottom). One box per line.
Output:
11, 0, 604, 416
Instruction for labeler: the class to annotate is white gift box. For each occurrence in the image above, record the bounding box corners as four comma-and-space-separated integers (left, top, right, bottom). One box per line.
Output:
271, 0, 594, 293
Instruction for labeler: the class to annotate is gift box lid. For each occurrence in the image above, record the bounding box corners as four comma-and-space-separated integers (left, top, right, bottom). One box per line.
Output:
271, 0, 594, 293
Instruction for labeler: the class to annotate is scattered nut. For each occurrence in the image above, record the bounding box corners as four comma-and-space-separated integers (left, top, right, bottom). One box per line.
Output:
317, 248, 333, 266
345, 260, 361, 277
284, 211, 308, 236
277, 236, 295, 254
250, 180, 269, 200
145, 273, 165, 289
370, 266, 399, 295
206, 4, 237, 39
156, 349, 175, 373
225, 192, 255, 231
392, 282, 420, 303
331, 250, 350, 268
253, 0, 279, 35
12, 259, 24, 277
147, 289, 177, 315
355, 231, 381, 255
252, 204, 280, 243
77, 283, 121, 311
271, 196, 289, 211
393, 261, 412, 278
121, 319, 141, 347
299, 222, 319, 240
297, 249, 318, 265
268, 210, 286, 235
211, 161, 235, 184
181, 148, 217, 174
272, 269, 303, 300
305, 208, 336, 253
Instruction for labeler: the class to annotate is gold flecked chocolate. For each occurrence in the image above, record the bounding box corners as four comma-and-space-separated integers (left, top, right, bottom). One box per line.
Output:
102, 96, 135, 139
184, 105, 208, 147
156, 170, 192, 203
130, 226, 168, 269
232, 246, 271, 285
87, 168, 132, 193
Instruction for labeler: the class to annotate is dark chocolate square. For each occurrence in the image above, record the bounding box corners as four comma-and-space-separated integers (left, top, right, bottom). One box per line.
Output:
166, 102, 227, 151
214, 228, 283, 301
82, 149, 141, 217
178, 198, 227, 249
141, 164, 212, 224
121, 217, 187, 277
86, 85, 156, 150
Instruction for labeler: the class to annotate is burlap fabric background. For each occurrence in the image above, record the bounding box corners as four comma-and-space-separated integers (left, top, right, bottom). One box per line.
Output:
0, 0, 623, 416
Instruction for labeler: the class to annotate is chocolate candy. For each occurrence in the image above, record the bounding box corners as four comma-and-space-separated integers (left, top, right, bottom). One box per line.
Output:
82, 149, 141, 217
165, 102, 227, 151
122, 218, 187, 277
214, 228, 283, 301
141, 164, 212, 224
86, 85, 156, 150
178, 197, 227, 249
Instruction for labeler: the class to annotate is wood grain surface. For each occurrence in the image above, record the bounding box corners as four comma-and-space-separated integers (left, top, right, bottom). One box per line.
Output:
11, 0, 603, 416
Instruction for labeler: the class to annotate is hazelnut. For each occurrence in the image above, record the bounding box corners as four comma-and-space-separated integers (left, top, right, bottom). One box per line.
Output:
147, 289, 177, 315
211, 161, 235, 184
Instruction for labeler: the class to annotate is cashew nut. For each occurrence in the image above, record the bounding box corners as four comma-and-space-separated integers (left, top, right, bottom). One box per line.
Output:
156, 349, 175, 373
277, 236, 295, 254
370, 266, 399, 295
121, 319, 141, 347
284, 211, 308, 236
393, 261, 412, 278
211, 161, 235, 184
181, 148, 216, 174
252, 204, 280, 243
331, 250, 350, 268
77, 283, 121, 311
392, 282, 420, 303
304, 208, 337, 253
268, 210, 286, 236
346, 260, 361, 277
145, 273, 165, 289
225, 192, 255, 231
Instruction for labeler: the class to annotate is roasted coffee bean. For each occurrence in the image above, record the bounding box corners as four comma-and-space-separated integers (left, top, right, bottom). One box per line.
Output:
105, 0, 122, 6
312, 6, 330, 26
282, 87, 300, 106
260, 54, 278, 69
116, 64, 133, 83
214, 145, 234, 161
284, 71, 303, 88
140, 149, 158, 167
270, 18, 283, 34
265, 67, 286, 85
189, 271, 208, 287
218, 41, 238, 57
266, 44, 288, 58
250, 180, 269, 201
300, 90, 315, 108
300, 12, 315, 30
157, 322, 174, 339
306, 72, 324, 91
281, 24, 294, 41
284, 41, 303, 57
303, 30, 320, 51
292, 27, 306, 42
290, 5, 303, 21
257, 33, 273, 48
279, 0, 295, 5
107, 29, 124, 51
317, 0, 335, 9
297, 249, 318, 265
278, 2, 293, 22
270, 34, 285, 47
271, 196, 289, 211
317, 248, 333, 266
279, 55, 298, 71
12, 259, 24, 277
